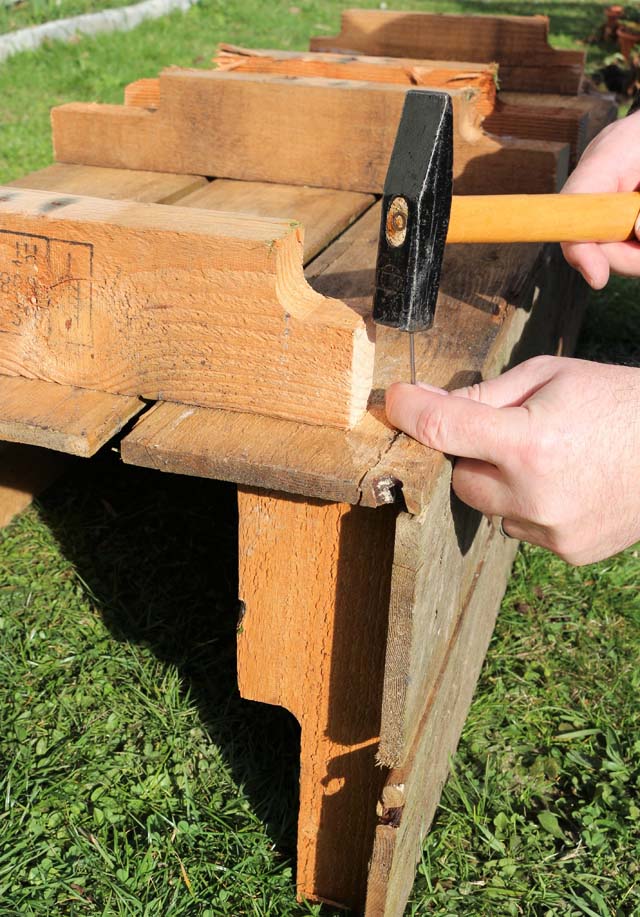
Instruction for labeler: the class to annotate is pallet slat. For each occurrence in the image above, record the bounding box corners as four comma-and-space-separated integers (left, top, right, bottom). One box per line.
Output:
52, 70, 569, 195
0, 376, 143, 456
311, 9, 585, 94
0, 186, 373, 430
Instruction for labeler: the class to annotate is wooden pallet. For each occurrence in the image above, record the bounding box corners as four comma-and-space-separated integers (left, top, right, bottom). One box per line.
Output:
0, 11, 616, 915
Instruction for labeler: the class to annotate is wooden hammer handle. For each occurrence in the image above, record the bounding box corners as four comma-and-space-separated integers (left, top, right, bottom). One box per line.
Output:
447, 192, 640, 244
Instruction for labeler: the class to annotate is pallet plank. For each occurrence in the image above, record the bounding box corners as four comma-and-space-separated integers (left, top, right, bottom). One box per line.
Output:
175, 178, 374, 262
366, 533, 520, 916
0, 186, 373, 430
311, 9, 585, 94
0, 376, 142, 456
237, 487, 398, 910
52, 70, 569, 195
0, 164, 207, 527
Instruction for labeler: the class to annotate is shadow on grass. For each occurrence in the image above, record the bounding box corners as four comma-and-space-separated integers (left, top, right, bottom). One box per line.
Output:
35, 455, 324, 906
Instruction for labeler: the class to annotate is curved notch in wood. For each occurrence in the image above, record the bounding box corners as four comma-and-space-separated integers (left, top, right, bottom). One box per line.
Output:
0, 187, 373, 430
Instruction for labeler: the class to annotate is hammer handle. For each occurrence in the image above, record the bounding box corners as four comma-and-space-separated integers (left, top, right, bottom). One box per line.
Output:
447, 192, 640, 244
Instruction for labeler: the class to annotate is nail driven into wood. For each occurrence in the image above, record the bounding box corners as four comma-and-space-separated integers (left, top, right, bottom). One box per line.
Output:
409, 333, 416, 385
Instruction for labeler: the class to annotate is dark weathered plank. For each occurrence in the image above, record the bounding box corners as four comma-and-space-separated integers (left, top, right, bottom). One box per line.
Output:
366, 533, 520, 916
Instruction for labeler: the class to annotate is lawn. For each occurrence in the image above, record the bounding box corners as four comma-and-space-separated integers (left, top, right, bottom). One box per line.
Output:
0, 1, 639, 915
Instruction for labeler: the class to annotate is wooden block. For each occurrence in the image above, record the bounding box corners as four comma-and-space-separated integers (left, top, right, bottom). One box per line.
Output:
0, 442, 69, 527
311, 9, 585, 94
209, 45, 596, 164
124, 77, 161, 110
365, 533, 520, 917
0, 186, 373, 430
237, 487, 398, 910
175, 179, 374, 263
0, 376, 142, 456
10, 162, 206, 203
52, 70, 570, 195
212, 44, 498, 114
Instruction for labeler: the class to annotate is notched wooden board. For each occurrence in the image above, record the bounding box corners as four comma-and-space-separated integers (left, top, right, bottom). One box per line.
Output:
0, 375, 142, 456
0, 186, 373, 430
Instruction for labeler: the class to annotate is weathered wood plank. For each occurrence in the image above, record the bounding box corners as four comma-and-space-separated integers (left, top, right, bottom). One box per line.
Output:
237, 487, 398, 910
52, 70, 569, 195
366, 533, 520, 916
207, 46, 594, 165
10, 162, 206, 203
311, 9, 585, 94
0, 376, 142, 456
0, 186, 373, 430
0, 163, 207, 526
175, 178, 374, 263
120, 204, 550, 507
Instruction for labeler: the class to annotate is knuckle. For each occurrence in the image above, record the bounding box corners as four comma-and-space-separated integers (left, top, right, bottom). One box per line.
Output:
415, 405, 448, 451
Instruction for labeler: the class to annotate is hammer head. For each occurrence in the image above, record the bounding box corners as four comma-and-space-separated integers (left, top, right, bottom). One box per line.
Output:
373, 90, 453, 333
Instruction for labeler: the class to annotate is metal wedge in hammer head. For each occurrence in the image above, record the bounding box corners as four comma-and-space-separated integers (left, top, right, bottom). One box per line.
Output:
373, 89, 453, 336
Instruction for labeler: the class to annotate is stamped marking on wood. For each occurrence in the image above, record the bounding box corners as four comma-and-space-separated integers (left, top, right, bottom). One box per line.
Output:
0, 230, 93, 346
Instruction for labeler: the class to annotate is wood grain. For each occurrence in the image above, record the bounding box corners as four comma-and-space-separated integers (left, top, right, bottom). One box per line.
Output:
0, 375, 142, 456
366, 533, 520, 916
10, 162, 206, 203
208, 46, 594, 165
0, 186, 373, 430
213, 44, 498, 113
310, 9, 585, 94
0, 164, 206, 527
237, 487, 397, 910
175, 178, 374, 263
52, 70, 570, 195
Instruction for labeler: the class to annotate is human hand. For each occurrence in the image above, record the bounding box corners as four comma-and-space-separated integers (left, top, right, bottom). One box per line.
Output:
385, 355, 640, 565
561, 110, 640, 288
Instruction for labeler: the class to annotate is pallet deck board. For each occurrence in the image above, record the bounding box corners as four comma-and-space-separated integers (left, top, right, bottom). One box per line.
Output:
52, 69, 569, 195
0, 375, 143, 456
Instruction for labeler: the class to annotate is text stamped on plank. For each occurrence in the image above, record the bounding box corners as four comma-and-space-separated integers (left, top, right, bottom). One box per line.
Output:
0, 230, 93, 347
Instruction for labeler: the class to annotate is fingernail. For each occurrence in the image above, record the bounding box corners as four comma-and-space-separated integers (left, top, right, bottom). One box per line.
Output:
416, 381, 448, 394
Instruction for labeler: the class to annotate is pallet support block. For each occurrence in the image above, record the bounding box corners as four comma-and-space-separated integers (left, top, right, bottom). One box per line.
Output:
237, 487, 398, 910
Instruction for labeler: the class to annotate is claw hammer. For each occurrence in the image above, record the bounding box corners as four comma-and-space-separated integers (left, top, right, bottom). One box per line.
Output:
373, 91, 640, 383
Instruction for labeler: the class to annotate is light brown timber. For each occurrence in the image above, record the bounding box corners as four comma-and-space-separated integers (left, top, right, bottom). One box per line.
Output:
0, 164, 206, 527
208, 46, 593, 162
237, 487, 397, 910
213, 45, 498, 113
120, 204, 549, 506
310, 9, 585, 94
0, 186, 373, 430
0, 376, 142, 456
366, 534, 520, 916
52, 70, 570, 194
175, 178, 375, 262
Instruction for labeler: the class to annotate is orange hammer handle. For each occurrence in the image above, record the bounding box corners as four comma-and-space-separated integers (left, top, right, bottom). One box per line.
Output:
447, 192, 640, 244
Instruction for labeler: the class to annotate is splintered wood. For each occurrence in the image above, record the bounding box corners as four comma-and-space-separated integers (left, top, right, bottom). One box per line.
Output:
52, 70, 569, 194
0, 187, 373, 429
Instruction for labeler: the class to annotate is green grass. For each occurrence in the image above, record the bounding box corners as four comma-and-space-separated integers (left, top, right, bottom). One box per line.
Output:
0, 0, 135, 37
0, 1, 639, 915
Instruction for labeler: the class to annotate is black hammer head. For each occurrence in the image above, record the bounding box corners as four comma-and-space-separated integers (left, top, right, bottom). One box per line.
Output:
373, 90, 453, 333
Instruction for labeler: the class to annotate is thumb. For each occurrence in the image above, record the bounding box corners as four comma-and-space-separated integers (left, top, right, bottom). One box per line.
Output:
385, 382, 529, 464
636, 210, 640, 241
